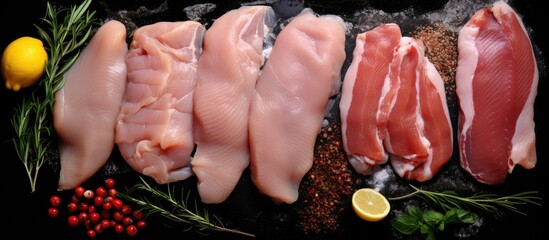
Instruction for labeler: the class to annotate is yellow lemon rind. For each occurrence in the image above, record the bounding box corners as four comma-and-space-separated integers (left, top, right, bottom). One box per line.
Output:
352, 188, 391, 222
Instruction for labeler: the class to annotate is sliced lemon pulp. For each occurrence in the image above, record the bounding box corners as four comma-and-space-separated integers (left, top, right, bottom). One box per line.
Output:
352, 188, 390, 222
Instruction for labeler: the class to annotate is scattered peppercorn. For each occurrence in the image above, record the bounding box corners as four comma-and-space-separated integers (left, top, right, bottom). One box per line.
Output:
412, 23, 458, 105
297, 119, 356, 234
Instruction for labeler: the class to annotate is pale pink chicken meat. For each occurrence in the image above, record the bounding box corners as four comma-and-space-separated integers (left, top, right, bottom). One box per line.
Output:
384, 37, 453, 182
54, 20, 128, 190
116, 21, 205, 184
192, 6, 275, 204
249, 8, 346, 204
339, 24, 402, 175
456, 1, 538, 185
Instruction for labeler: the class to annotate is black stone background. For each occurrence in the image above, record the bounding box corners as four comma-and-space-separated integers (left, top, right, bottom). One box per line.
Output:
1, 0, 546, 239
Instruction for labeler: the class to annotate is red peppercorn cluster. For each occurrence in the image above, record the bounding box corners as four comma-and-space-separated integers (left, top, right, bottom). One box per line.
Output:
297, 120, 356, 234
412, 23, 458, 104
48, 178, 147, 238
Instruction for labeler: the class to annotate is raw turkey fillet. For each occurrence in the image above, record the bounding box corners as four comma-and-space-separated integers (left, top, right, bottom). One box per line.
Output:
116, 21, 205, 184
192, 5, 275, 204
54, 20, 128, 190
339, 23, 402, 175
456, 0, 538, 185
249, 8, 347, 204
384, 37, 453, 182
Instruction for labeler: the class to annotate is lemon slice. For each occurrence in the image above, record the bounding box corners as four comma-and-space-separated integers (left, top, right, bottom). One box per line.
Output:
352, 188, 390, 222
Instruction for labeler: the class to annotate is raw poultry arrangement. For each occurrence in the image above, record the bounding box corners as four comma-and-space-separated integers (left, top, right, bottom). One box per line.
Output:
1, 0, 545, 239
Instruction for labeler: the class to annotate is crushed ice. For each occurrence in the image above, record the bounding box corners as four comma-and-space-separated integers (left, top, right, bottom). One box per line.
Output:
348, 0, 508, 34
183, 3, 217, 21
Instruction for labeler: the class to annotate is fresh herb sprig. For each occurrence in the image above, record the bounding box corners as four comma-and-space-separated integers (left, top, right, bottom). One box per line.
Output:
389, 185, 541, 240
389, 184, 542, 217
10, 0, 97, 193
119, 177, 255, 238
392, 207, 477, 240
36, 0, 97, 108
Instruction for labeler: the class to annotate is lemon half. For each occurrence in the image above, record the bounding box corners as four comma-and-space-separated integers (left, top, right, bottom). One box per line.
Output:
1, 36, 48, 91
352, 188, 391, 222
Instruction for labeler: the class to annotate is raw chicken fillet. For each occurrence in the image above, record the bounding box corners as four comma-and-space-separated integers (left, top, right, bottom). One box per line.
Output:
54, 20, 128, 190
249, 8, 347, 204
192, 6, 275, 204
116, 21, 205, 184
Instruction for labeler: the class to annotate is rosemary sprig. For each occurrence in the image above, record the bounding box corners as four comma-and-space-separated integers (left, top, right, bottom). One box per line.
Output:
10, 0, 97, 192
37, 0, 96, 101
389, 184, 542, 217
119, 177, 255, 238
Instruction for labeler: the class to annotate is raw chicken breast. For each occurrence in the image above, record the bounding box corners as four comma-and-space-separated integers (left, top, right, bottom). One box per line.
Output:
116, 21, 205, 184
192, 6, 275, 204
385, 37, 453, 182
249, 8, 346, 204
54, 20, 128, 190
456, 1, 538, 185
339, 24, 402, 175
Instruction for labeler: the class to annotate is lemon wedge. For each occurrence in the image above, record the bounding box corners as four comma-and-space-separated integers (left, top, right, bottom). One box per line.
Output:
352, 188, 390, 222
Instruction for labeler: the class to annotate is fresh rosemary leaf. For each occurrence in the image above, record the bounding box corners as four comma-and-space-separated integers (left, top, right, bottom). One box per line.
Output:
389, 184, 542, 217
10, 0, 97, 193
119, 176, 255, 238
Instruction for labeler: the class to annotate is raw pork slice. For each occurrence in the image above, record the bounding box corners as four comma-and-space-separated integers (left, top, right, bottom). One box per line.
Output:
456, 1, 538, 184
339, 24, 402, 175
192, 6, 275, 204
116, 21, 205, 184
384, 37, 453, 182
249, 8, 346, 204
54, 20, 128, 190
